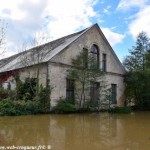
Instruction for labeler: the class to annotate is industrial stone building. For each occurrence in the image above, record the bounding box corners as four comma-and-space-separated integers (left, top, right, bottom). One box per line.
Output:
0, 24, 126, 109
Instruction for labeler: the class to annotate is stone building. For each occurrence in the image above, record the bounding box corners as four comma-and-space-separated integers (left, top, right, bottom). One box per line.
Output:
0, 24, 126, 109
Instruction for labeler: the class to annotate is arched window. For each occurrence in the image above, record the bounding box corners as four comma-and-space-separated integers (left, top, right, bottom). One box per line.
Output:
91, 44, 99, 68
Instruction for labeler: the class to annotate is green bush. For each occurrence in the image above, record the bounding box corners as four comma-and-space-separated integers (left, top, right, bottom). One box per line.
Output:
15, 77, 37, 100
0, 77, 51, 116
110, 106, 132, 113
23, 92, 32, 101
55, 100, 76, 113
38, 85, 51, 113
0, 99, 45, 116
8, 90, 16, 100
0, 99, 17, 116
24, 100, 40, 114
0, 88, 8, 100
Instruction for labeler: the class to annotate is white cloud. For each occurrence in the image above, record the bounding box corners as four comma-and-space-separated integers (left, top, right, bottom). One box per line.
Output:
117, 0, 148, 10
0, 0, 26, 20
0, 0, 98, 59
103, 5, 111, 15
101, 28, 125, 46
45, 0, 97, 40
117, 0, 150, 40
129, 5, 150, 38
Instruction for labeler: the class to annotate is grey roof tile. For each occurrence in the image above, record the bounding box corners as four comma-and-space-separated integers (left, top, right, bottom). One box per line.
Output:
0, 27, 87, 73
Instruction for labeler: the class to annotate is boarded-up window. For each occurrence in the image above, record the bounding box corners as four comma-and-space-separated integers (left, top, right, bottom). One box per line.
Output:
102, 53, 107, 72
90, 82, 100, 105
83, 48, 88, 68
111, 84, 117, 104
66, 79, 74, 101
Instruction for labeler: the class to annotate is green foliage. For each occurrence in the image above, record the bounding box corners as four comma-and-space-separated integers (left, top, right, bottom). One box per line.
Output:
123, 32, 150, 108
55, 100, 76, 114
133, 100, 150, 110
67, 51, 106, 109
0, 87, 16, 100
110, 106, 132, 114
145, 49, 150, 69
0, 99, 16, 116
15, 77, 37, 100
0, 76, 51, 116
39, 84, 51, 111
0, 98, 47, 116
0, 87, 8, 99
123, 32, 150, 72
7, 90, 16, 100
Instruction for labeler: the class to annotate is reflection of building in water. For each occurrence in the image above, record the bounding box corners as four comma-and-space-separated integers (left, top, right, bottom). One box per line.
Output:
49, 113, 127, 150
53, 113, 150, 150
0, 116, 51, 146
1, 113, 150, 149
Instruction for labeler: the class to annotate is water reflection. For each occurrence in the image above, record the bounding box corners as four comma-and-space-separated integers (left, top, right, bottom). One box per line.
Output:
0, 116, 51, 146
0, 112, 150, 150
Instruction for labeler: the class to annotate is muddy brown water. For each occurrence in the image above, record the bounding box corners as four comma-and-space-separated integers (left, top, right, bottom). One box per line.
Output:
0, 112, 150, 150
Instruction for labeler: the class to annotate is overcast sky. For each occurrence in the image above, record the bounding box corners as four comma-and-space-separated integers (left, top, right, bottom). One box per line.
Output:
0, 0, 150, 61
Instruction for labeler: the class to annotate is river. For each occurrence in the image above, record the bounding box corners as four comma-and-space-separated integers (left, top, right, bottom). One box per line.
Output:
0, 112, 150, 150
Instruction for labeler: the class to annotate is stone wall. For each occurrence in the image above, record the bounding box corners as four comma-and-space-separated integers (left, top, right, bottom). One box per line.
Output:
51, 26, 125, 75
49, 26, 126, 108
19, 63, 47, 87
48, 62, 69, 107
2, 26, 125, 109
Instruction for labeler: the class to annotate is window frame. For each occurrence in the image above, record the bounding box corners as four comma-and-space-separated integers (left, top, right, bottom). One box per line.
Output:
91, 44, 100, 69
102, 53, 107, 72
83, 48, 88, 68
90, 82, 100, 103
111, 84, 117, 104
66, 78, 75, 101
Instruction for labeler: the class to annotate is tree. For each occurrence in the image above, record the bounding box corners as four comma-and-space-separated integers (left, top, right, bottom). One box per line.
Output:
67, 51, 108, 110
123, 32, 150, 108
145, 49, 150, 69
18, 33, 51, 111
123, 32, 150, 72
19, 33, 49, 96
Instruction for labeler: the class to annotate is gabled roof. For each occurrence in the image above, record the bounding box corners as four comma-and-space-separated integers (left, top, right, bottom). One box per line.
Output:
0, 23, 126, 73
93, 24, 126, 73
0, 27, 88, 73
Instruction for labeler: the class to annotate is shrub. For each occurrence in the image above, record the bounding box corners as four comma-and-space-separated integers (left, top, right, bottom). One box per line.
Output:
0, 99, 17, 116
38, 85, 51, 113
0, 77, 51, 116
15, 77, 37, 100
8, 90, 16, 100
55, 100, 76, 113
0, 98, 45, 116
23, 92, 32, 101
0, 88, 8, 100
110, 106, 132, 113
24, 100, 40, 114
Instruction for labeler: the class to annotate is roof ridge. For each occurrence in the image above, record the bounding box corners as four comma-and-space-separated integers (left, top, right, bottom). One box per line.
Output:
0, 28, 87, 63
48, 24, 97, 60
0, 24, 101, 73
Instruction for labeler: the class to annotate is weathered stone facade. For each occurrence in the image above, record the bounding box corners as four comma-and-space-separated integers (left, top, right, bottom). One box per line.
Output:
0, 24, 126, 110
49, 25, 126, 108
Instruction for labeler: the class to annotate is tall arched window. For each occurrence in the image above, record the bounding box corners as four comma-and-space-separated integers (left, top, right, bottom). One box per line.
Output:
91, 44, 99, 68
